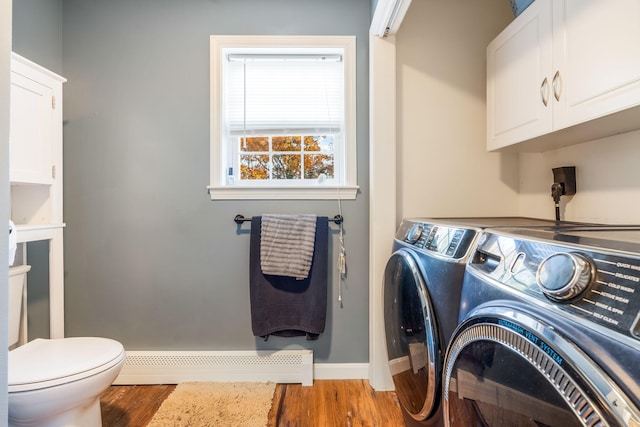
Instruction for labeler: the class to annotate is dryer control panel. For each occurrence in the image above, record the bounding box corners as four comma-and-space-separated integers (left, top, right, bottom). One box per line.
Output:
395, 220, 478, 260
470, 230, 640, 342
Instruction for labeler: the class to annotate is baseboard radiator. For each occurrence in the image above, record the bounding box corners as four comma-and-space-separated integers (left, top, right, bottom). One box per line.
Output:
114, 350, 313, 386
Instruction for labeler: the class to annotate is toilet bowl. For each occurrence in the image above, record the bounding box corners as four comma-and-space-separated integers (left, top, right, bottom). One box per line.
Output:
8, 337, 125, 427
8, 267, 125, 426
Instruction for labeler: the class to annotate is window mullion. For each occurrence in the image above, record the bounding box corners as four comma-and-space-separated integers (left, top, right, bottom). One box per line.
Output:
300, 135, 305, 180
268, 136, 273, 180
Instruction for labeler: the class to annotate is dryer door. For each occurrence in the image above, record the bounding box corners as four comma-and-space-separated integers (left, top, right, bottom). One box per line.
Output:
384, 249, 440, 421
444, 307, 640, 427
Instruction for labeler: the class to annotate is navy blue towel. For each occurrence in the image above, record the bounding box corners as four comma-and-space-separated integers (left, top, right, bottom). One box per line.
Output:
250, 216, 328, 340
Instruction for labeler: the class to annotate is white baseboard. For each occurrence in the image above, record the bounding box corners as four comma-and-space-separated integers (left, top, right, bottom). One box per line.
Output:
314, 363, 369, 380
113, 350, 369, 387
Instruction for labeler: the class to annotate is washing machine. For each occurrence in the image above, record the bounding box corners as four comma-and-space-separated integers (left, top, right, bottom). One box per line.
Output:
444, 226, 640, 426
383, 217, 566, 426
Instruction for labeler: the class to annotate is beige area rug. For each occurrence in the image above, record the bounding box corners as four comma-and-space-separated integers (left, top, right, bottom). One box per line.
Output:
147, 382, 276, 427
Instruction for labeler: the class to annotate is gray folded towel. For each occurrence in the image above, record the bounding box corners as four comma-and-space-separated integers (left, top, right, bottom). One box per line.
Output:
260, 214, 317, 280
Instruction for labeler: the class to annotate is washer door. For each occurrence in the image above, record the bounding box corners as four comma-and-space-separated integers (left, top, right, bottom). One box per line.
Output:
444, 307, 640, 427
384, 249, 440, 421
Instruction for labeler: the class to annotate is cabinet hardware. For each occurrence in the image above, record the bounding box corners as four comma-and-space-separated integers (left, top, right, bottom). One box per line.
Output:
553, 71, 562, 101
540, 77, 549, 106
52, 95, 56, 109
52, 165, 56, 179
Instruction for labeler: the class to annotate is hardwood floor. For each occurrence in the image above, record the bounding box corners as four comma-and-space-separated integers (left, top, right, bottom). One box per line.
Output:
270, 380, 406, 427
100, 384, 176, 427
100, 380, 406, 426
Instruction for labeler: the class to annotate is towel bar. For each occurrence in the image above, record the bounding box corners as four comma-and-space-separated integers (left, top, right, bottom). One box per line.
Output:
234, 214, 343, 225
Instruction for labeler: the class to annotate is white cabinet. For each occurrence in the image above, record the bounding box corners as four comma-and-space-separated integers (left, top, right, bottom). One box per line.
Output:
10, 54, 64, 185
9, 53, 66, 339
487, 0, 640, 151
10, 53, 66, 228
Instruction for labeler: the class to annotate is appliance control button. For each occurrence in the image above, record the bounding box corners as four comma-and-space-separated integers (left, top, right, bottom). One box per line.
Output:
446, 244, 457, 256
406, 223, 423, 244
510, 252, 526, 274
537, 252, 594, 302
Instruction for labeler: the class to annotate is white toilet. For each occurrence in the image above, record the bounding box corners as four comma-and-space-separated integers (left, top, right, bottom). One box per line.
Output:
7, 265, 126, 427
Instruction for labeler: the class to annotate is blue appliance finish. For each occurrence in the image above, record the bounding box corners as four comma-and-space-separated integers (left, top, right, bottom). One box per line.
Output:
383, 217, 563, 427
444, 227, 640, 427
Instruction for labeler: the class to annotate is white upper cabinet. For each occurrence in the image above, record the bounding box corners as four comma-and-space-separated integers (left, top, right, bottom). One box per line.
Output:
487, 0, 640, 151
10, 53, 66, 229
10, 53, 65, 184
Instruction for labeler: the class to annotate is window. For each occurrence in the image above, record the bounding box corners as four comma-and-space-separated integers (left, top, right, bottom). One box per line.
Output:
209, 35, 358, 200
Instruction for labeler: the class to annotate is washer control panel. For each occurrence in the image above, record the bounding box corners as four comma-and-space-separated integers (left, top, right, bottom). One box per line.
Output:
471, 231, 640, 341
395, 220, 477, 259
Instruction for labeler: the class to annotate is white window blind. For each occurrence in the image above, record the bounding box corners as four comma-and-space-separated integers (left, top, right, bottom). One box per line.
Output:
224, 51, 344, 136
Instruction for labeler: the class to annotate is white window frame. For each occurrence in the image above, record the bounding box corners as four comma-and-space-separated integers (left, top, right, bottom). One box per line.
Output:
209, 35, 358, 200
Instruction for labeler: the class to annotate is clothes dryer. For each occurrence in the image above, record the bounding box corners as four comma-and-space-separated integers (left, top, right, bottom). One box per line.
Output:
444, 226, 640, 426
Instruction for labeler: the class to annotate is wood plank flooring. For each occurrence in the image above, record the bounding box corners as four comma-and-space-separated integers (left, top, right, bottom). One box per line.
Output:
100, 380, 406, 426
270, 380, 405, 426
100, 384, 176, 427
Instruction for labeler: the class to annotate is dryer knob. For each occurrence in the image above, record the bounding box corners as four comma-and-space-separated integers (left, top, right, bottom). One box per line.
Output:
537, 252, 594, 302
405, 223, 423, 244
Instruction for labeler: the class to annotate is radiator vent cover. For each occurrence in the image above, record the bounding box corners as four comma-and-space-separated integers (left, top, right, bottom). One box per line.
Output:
114, 350, 313, 386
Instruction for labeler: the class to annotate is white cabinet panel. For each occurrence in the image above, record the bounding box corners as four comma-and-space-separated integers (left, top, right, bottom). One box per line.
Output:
553, 0, 640, 129
10, 70, 54, 184
487, 0, 552, 150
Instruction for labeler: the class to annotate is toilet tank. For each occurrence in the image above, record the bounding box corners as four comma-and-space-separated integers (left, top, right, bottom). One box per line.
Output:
8, 265, 31, 348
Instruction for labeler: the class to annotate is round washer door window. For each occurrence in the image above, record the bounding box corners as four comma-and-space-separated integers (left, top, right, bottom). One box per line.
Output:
444, 310, 640, 427
383, 249, 440, 421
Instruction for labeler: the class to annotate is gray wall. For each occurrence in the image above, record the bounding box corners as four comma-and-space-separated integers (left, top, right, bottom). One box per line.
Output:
12, 0, 63, 74
15, 0, 371, 363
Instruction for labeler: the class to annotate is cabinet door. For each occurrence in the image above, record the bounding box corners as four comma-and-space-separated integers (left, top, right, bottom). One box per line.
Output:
552, 0, 640, 129
10, 69, 54, 184
487, 0, 553, 151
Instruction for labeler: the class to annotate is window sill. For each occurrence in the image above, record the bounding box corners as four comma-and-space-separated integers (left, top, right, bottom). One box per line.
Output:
207, 185, 359, 200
